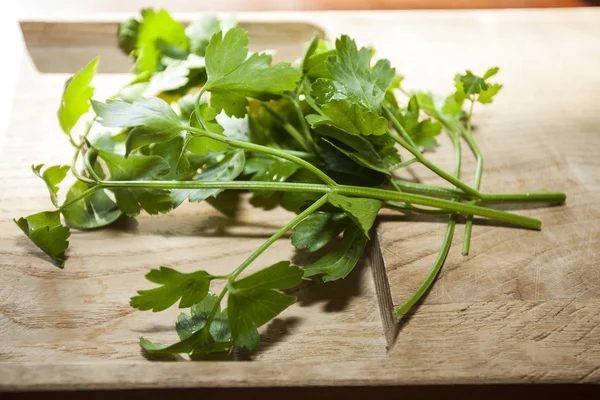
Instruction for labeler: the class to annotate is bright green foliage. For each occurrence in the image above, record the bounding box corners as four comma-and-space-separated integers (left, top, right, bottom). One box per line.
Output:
204, 28, 302, 117
16, 8, 566, 360
303, 225, 368, 281
15, 211, 70, 267
228, 261, 303, 350
133, 9, 188, 73
131, 267, 214, 311
58, 57, 98, 136
32, 164, 70, 207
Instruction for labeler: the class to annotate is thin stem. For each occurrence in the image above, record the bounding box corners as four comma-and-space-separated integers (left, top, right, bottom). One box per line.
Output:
262, 102, 310, 152
386, 128, 480, 197
390, 158, 418, 171
84, 149, 103, 182
93, 178, 542, 229
479, 192, 566, 204
70, 146, 96, 185
460, 102, 483, 255
182, 124, 337, 186
394, 217, 456, 317
205, 195, 329, 327
393, 180, 468, 200
383, 106, 418, 149
230, 195, 329, 280
287, 95, 314, 149
382, 201, 450, 215
193, 86, 208, 128
58, 186, 101, 211
394, 117, 463, 317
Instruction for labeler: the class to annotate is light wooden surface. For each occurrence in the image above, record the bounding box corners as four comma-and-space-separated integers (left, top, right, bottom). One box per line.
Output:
1, 9, 600, 390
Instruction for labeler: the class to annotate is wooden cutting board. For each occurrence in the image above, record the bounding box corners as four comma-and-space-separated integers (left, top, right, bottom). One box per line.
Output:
1, 9, 599, 390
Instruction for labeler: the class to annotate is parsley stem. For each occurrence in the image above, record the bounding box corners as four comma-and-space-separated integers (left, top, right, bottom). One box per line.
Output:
95, 178, 541, 229
386, 127, 480, 197
383, 106, 418, 149
394, 217, 456, 317
459, 110, 483, 255
389, 158, 418, 171
182, 124, 337, 186
394, 119, 462, 317
58, 185, 101, 211
262, 102, 311, 152
205, 195, 329, 329
230, 194, 329, 281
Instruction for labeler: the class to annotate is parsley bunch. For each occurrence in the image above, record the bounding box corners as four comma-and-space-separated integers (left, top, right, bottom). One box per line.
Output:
16, 9, 566, 356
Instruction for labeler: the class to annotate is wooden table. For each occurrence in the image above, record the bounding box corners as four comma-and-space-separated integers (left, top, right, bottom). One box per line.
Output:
1, 8, 599, 391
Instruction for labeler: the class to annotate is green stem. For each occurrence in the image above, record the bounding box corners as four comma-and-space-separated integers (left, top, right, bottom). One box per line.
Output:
93, 178, 542, 229
182, 124, 337, 186
386, 128, 480, 197
460, 102, 483, 255
383, 106, 418, 149
479, 192, 566, 204
287, 95, 314, 148
394, 117, 463, 317
262, 102, 311, 152
205, 195, 329, 327
394, 218, 456, 317
382, 201, 450, 215
390, 158, 418, 171
70, 147, 96, 185
58, 185, 101, 211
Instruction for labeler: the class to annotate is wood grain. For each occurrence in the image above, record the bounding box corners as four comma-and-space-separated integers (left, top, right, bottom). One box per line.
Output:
1, 8, 600, 389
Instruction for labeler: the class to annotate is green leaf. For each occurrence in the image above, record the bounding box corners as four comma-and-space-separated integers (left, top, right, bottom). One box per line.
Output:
118, 17, 140, 54
478, 83, 503, 104
291, 212, 349, 252
327, 193, 380, 237
61, 181, 122, 229
187, 103, 229, 155
15, 211, 70, 268
306, 99, 387, 136
483, 66, 500, 80
394, 95, 443, 152
204, 28, 301, 116
58, 57, 98, 135
140, 326, 232, 356
32, 164, 70, 207
92, 98, 182, 154
324, 35, 394, 112
228, 261, 302, 350
130, 266, 214, 312
176, 294, 231, 342
170, 149, 245, 207
303, 224, 367, 282
95, 148, 172, 216
459, 70, 488, 95
244, 156, 299, 198
234, 261, 303, 291
317, 127, 389, 175
134, 9, 188, 73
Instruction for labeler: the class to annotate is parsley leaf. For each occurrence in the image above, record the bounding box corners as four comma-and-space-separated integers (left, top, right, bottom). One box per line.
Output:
176, 294, 231, 342
94, 148, 172, 216
58, 57, 98, 136
130, 266, 214, 311
478, 83, 503, 104
204, 28, 302, 117
324, 35, 395, 112
15, 211, 70, 268
32, 164, 70, 207
303, 224, 367, 282
92, 98, 183, 154
328, 193, 380, 237
228, 261, 303, 350
170, 149, 245, 207
291, 211, 349, 252
134, 9, 188, 73
62, 181, 122, 229
306, 99, 387, 136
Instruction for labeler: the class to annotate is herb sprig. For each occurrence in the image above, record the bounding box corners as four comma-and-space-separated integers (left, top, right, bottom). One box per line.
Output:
16, 9, 566, 356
